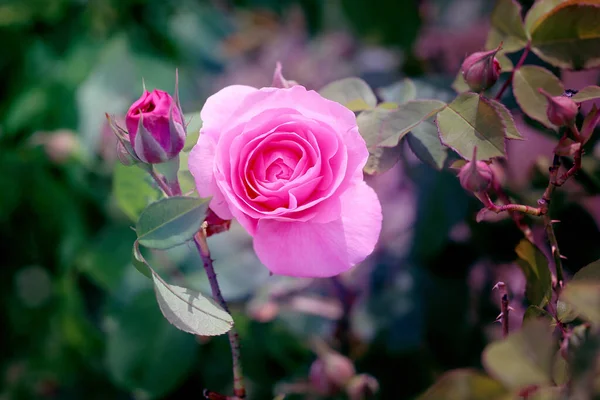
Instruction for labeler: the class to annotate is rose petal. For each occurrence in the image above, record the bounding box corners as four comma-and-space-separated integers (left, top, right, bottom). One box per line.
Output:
253, 181, 382, 277
188, 134, 233, 220
200, 85, 258, 142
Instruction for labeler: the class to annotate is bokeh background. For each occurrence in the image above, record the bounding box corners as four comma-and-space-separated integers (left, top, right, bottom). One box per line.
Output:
1, 0, 600, 399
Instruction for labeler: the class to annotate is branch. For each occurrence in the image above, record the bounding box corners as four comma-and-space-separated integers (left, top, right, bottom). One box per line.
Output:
195, 232, 246, 399
494, 42, 531, 101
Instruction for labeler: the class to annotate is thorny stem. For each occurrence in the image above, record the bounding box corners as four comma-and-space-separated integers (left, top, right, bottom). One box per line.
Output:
494, 42, 531, 101
149, 169, 173, 196
494, 282, 510, 338
195, 232, 246, 400
494, 184, 535, 242
148, 168, 246, 399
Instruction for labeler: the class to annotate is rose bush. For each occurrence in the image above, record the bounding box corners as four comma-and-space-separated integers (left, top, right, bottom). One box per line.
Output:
189, 85, 382, 277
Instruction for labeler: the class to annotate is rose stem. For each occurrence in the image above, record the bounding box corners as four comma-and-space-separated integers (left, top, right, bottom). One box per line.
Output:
494, 42, 531, 101
501, 293, 509, 338
195, 232, 246, 399
148, 167, 246, 399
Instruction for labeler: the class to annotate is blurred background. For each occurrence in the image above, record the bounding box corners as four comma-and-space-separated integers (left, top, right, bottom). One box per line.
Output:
1, 0, 600, 399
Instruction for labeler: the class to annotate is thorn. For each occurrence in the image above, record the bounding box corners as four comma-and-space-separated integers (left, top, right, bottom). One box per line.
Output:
493, 282, 506, 291
551, 220, 561, 224
560, 254, 568, 260
495, 312, 503, 321
507, 306, 515, 312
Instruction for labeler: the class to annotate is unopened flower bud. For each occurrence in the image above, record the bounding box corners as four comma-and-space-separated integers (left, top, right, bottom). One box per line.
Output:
309, 351, 356, 395
538, 88, 579, 127
123, 86, 186, 164
461, 47, 501, 92
458, 147, 494, 193
345, 374, 380, 400
204, 209, 232, 237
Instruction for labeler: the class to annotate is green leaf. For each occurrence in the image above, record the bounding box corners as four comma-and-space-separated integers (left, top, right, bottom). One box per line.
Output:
417, 369, 508, 400
496, 53, 514, 72
358, 100, 446, 173
378, 78, 417, 104
152, 273, 233, 336
482, 318, 554, 389
512, 65, 564, 129
524, 0, 566, 36
183, 111, 202, 152
451, 71, 470, 94
136, 196, 209, 250
530, 1, 600, 69
106, 290, 197, 398
436, 93, 506, 161
557, 258, 600, 322
113, 163, 162, 221
489, 99, 524, 140
560, 282, 600, 325
318, 77, 377, 111
485, 0, 527, 53
363, 145, 404, 175
572, 85, 600, 102
407, 119, 449, 170
132, 240, 152, 279
515, 239, 553, 307
491, 0, 528, 44
523, 305, 554, 323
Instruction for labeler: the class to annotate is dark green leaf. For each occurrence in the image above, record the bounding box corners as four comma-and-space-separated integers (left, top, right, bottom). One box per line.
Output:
318, 77, 377, 111
132, 240, 152, 279
136, 196, 209, 250
417, 369, 508, 400
530, 1, 600, 69
363, 144, 404, 175
436, 93, 506, 161
106, 290, 197, 398
113, 163, 162, 221
572, 85, 600, 102
485, 0, 527, 53
489, 99, 524, 140
557, 258, 600, 322
512, 66, 564, 129
482, 318, 554, 389
407, 119, 448, 170
515, 239, 553, 307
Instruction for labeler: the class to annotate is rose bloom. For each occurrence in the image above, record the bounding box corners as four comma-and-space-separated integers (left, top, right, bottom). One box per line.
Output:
189, 85, 382, 277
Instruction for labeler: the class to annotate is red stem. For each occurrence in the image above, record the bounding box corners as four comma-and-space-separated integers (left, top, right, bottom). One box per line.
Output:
494, 42, 531, 101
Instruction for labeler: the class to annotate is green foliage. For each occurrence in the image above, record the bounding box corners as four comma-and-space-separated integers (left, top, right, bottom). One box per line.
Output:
530, 1, 600, 69
407, 120, 449, 170
113, 163, 162, 221
515, 240, 553, 308
136, 196, 210, 250
436, 93, 506, 161
572, 85, 600, 102
319, 77, 378, 112
524, 0, 566, 35
489, 99, 524, 140
561, 282, 600, 325
106, 289, 198, 398
152, 272, 234, 336
358, 100, 446, 174
486, 0, 527, 53
482, 319, 554, 390
512, 65, 564, 129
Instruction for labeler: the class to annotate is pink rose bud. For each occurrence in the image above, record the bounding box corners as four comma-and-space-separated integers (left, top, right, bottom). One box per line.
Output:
125, 89, 186, 164
538, 88, 579, 127
345, 374, 380, 400
309, 352, 356, 395
461, 47, 501, 92
458, 147, 494, 193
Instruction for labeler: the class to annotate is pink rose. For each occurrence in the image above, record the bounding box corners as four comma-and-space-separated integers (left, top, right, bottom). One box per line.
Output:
188, 85, 382, 277
125, 89, 185, 164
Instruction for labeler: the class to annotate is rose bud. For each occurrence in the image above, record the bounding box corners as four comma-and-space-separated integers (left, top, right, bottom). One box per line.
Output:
458, 147, 494, 194
309, 351, 356, 395
461, 47, 501, 92
345, 374, 380, 400
204, 209, 232, 237
125, 89, 186, 164
538, 88, 579, 127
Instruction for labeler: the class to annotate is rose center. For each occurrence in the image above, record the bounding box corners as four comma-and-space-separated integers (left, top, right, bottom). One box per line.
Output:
135, 101, 156, 114
265, 158, 293, 182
